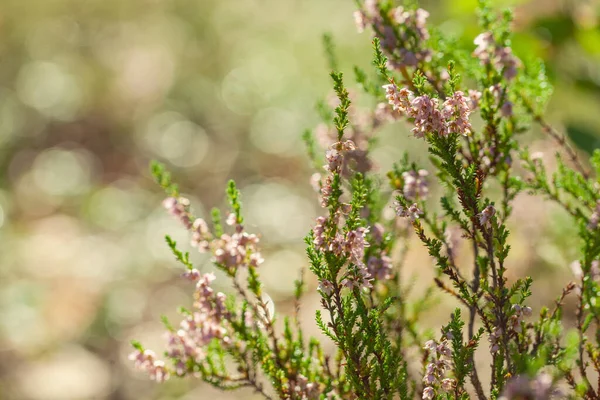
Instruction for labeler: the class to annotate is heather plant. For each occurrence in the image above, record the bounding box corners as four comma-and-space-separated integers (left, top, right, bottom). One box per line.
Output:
130, 1, 600, 399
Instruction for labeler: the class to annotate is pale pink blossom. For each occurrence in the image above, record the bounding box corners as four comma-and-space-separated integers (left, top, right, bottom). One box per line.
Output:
478, 205, 496, 227
441, 378, 454, 392
367, 254, 393, 280
411, 95, 445, 138
422, 386, 435, 400
489, 327, 502, 353
468, 89, 482, 109
473, 31, 520, 81
163, 196, 193, 229
318, 279, 334, 296
182, 268, 201, 281
499, 372, 556, 400
353, 10, 367, 33
129, 349, 171, 382
382, 84, 413, 113
442, 91, 472, 136
395, 202, 423, 221
500, 101, 513, 117
402, 169, 429, 200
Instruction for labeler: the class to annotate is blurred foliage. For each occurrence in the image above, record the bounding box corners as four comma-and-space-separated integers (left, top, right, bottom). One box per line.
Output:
0, 0, 597, 399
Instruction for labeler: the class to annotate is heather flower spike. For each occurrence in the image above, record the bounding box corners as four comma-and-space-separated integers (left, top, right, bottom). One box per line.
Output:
134, 1, 598, 399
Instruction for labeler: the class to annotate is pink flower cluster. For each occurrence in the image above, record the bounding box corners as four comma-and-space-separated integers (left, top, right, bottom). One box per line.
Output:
382, 84, 473, 137
344, 227, 370, 265
489, 303, 532, 353
402, 169, 429, 200
468, 89, 482, 110
325, 140, 356, 173
354, 3, 432, 69
499, 372, 556, 400
129, 269, 230, 382
318, 140, 360, 207
473, 32, 520, 80
422, 339, 455, 400
411, 95, 445, 138
163, 198, 264, 270
383, 84, 412, 114
292, 374, 320, 400
394, 201, 422, 221
478, 205, 496, 227
129, 349, 170, 382
367, 254, 392, 280
313, 217, 374, 292
509, 304, 532, 333
212, 224, 264, 269
312, 217, 370, 263
130, 272, 230, 380
163, 197, 193, 229
318, 279, 334, 296
167, 272, 229, 375
340, 263, 373, 291
488, 327, 503, 354
442, 91, 473, 136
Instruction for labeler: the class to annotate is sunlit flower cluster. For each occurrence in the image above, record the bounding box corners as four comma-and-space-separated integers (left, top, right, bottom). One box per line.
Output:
292, 374, 320, 400
166, 272, 229, 375
489, 303, 532, 353
129, 349, 170, 383
319, 140, 360, 207
422, 339, 455, 400
394, 201, 423, 221
402, 169, 429, 200
164, 197, 264, 270
473, 32, 520, 80
354, 3, 432, 69
313, 217, 374, 291
499, 372, 556, 400
382, 85, 473, 137
130, 272, 230, 380
478, 205, 496, 227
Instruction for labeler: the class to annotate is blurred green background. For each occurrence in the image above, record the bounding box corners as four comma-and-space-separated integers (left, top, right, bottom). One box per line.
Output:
0, 0, 598, 398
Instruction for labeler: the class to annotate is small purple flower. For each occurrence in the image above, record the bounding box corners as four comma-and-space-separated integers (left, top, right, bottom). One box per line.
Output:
423, 340, 437, 351
163, 196, 193, 229
422, 386, 435, 400
468, 89, 482, 109
442, 91, 472, 136
402, 169, 429, 200
499, 372, 555, 400
500, 101, 513, 117
318, 279, 334, 296
394, 201, 423, 221
129, 349, 171, 383
382, 84, 413, 114
182, 268, 201, 281
441, 378, 454, 392
473, 31, 520, 81
478, 205, 496, 227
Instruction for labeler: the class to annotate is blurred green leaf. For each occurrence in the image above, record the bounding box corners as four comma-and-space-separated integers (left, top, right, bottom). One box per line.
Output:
566, 123, 600, 155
